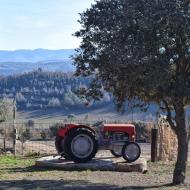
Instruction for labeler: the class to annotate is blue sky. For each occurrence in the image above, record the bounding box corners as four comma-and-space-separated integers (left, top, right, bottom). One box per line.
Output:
0, 0, 95, 50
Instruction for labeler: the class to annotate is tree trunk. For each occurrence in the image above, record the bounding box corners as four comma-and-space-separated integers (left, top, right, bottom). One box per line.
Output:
173, 102, 189, 185
173, 132, 189, 184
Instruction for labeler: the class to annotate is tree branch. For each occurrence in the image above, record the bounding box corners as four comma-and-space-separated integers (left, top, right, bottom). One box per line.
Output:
162, 99, 177, 133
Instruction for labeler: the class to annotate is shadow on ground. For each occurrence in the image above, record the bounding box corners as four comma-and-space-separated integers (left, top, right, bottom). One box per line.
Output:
0, 179, 174, 190
0, 165, 179, 190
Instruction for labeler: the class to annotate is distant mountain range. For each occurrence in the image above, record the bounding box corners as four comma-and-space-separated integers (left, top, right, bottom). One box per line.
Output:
0, 49, 76, 76
0, 49, 75, 62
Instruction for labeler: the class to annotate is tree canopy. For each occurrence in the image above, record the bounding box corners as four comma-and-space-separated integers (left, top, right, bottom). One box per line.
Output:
74, 0, 190, 185
74, 0, 190, 109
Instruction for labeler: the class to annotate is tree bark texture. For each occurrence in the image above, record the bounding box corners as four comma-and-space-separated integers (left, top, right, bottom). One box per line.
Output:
173, 101, 189, 184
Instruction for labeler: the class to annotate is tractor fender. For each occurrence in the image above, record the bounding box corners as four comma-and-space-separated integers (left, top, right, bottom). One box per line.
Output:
57, 124, 96, 138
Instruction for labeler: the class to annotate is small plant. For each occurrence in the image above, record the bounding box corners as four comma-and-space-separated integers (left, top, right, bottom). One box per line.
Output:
133, 121, 151, 142
40, 130, 48, 140
49, 123, 64, 137
20, 128, 31, 142
67, 114, 76, 121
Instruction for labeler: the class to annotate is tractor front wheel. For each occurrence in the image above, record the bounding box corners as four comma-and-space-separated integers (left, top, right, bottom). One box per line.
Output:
64, 128, 98, 163
122, 142, 141, 163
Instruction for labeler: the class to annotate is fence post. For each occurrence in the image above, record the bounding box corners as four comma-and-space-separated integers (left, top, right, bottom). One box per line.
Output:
3, 138, 6, 153
13, 99, 17, 155
151, 127, 158, 162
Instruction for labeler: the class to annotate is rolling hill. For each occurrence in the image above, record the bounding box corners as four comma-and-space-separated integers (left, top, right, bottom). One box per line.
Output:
0, 49, 159, 122
0, 49, 75, 76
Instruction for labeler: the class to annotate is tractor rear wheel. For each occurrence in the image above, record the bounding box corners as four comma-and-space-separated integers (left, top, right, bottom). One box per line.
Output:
64, 128, 98, 163
55, 135, 64, 154
122, 142, 141, 163
55, 135, 71, 160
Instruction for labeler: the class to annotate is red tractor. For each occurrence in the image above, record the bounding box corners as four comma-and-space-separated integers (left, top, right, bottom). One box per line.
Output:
55, 122, 141, 163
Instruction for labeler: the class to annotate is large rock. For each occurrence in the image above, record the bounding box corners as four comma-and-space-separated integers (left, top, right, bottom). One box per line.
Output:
35, 155, 147, 173
115, 158, 147, 173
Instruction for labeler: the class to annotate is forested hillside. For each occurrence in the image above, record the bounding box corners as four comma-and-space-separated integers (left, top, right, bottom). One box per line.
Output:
0, 70, 112, 110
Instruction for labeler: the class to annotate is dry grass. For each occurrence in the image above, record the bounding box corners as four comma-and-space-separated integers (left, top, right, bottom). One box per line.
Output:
0, 155, 189, 190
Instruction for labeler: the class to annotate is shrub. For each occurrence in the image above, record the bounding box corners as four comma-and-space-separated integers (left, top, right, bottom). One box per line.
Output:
49, 123, 64, 137
40, 130, 48, 140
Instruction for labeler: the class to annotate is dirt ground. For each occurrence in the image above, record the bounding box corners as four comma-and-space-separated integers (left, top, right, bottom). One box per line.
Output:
0, 154, 190, 190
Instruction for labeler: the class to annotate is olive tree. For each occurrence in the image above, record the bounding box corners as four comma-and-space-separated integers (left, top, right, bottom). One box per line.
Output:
74, 0, 190, 184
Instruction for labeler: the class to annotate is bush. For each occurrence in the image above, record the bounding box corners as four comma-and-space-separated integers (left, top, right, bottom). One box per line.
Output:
49, 123, 64, 137
40, 131, 48, 140
133, 121, 151, 142
20, 128, 31, 142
